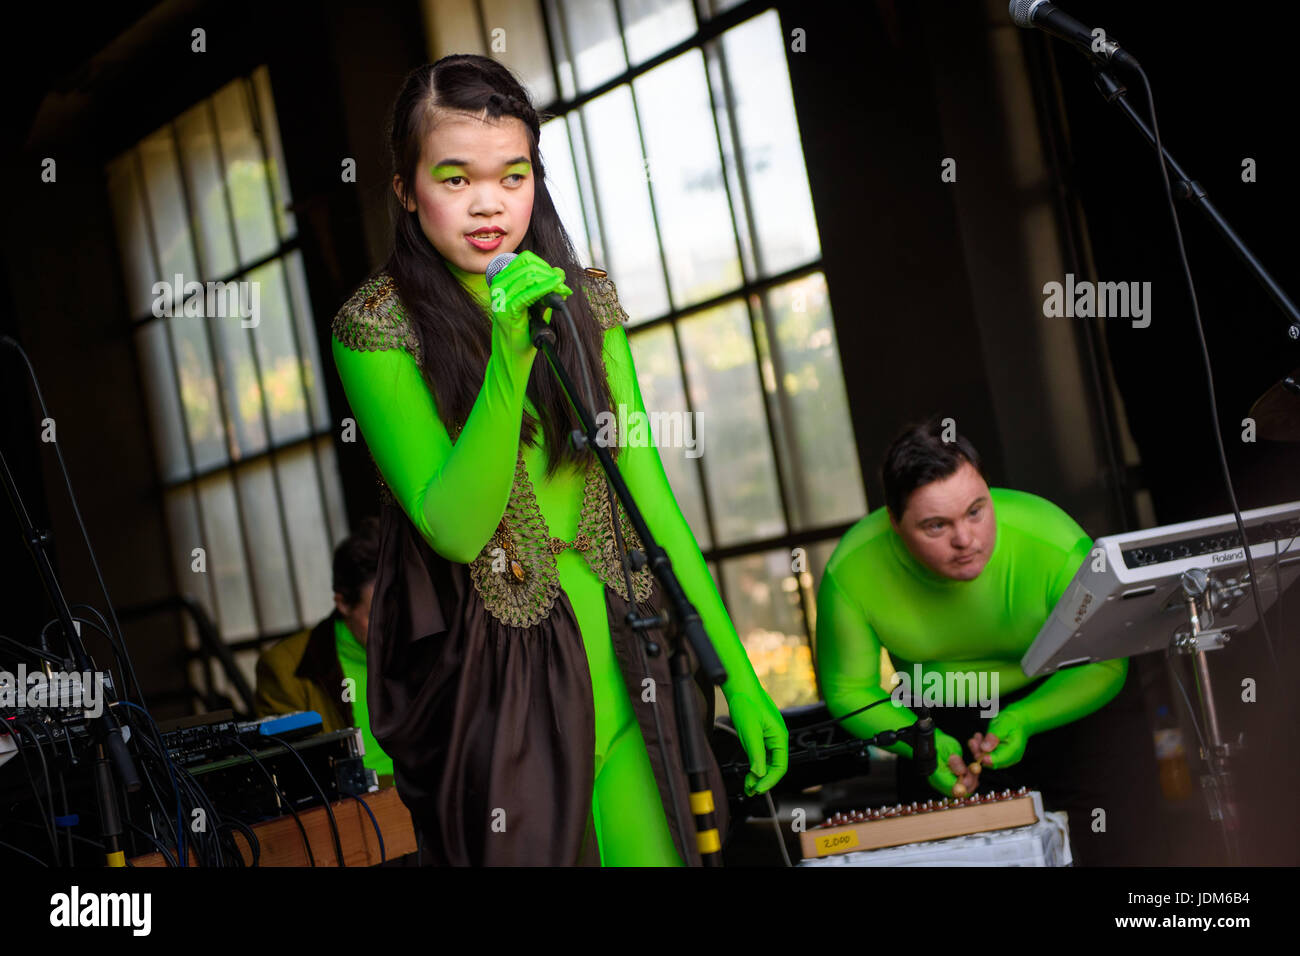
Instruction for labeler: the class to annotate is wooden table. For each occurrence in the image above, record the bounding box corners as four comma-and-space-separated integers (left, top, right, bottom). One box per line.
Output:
130, 786, 418, 867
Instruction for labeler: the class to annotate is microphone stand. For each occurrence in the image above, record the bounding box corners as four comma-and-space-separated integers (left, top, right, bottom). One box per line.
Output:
526, 304, 729, 866
1091, 66, 1300, 339
1085, 62, 1288, 861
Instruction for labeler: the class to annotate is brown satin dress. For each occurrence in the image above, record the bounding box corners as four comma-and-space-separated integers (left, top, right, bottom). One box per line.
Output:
367, 499, 731, 866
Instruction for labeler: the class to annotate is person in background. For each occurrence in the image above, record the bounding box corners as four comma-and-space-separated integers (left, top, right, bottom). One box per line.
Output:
256, 517, 393, 783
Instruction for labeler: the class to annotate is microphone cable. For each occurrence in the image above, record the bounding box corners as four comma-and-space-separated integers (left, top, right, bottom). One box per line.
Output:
1116, 64, 1280, 670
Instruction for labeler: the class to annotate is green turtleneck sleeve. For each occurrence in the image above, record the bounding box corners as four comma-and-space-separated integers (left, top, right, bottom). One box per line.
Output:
601, 324, 771, 707
602, 322, 788, 795
332, 267, 537, 563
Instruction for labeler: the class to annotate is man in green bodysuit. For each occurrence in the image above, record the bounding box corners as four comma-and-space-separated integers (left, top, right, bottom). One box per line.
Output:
816, 419, 1155, 863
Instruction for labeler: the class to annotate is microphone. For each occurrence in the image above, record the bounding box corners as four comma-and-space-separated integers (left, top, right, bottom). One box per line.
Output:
912, 710, 938, 777
485, 252, 562, 348
1008, 1, 1140, 71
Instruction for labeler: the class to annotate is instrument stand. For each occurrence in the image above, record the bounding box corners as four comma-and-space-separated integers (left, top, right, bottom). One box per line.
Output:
1171, 569, 1244, 864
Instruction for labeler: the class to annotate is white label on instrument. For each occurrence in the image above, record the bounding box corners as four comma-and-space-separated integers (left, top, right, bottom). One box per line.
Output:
1059, 579, 1099, 631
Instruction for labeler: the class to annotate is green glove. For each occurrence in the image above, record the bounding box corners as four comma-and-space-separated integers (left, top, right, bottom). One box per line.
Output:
725, 687, 789, 797
488, 250, 573, 355
982, 658, 1127, 769
926, 729, 967, 796
986, 709, 1031, 769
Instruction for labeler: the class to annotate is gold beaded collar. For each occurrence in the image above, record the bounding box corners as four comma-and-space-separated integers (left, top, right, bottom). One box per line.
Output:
334, 267, 652, 626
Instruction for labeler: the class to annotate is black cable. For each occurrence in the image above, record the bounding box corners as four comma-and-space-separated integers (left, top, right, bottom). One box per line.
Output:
223, 735, 316, 866
715, 722, 793, 867
787, 695, 907, 736
38, 613, 127, 713
1165, 649, 1210, 758
0, 839, 49, 866
21, 714, 68, 772
93, 695, 185, 866
347, 793, 385, 864
131, 730, 206, 866
126, 821, 177, 867
11, 656, 172, 868
38, 618, 78, 665
0, 635, 63, 665
189, 772, 233, 866
264, 733, 346, 867
5, 819, 107, 854
59, 773, 72, 865
0, 337, 147, 727
218, 818, 261, 867
115, 701, 186, 866
71, 604, 148, 707
0, 721, 58, 861
118, 742, 173, 857
168, 766, 218, 866
119, 745, 179, 861
1130, 65, 1279, 671
127, 742, 185, 864
163, 755, 234, 867
214, 824, 247, 867
9, 719, 59, 865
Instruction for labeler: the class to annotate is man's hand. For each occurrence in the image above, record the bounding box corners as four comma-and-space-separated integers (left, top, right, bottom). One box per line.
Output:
967, 730, 999, 768
926, 730, 979, 797
983, 710, 1030, 768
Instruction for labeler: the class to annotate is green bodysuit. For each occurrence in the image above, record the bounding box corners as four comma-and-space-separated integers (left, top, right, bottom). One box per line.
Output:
332, 259, 784, 864
815, 488, 1125, 793
332, 617, 393, 778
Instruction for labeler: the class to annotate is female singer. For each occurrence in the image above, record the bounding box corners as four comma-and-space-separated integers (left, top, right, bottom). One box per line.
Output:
331, 55, 787, 865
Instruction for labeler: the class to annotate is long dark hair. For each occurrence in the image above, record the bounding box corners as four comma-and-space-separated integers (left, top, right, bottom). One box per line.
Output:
383, 54, 615, 479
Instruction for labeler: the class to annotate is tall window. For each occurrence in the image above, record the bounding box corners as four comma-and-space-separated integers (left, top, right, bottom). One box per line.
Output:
430, 0, 866, 707
106, 67, 348, 704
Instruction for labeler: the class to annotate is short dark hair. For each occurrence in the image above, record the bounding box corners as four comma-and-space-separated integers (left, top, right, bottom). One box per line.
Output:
881, 418, 984, 519
333, 517, 381, 608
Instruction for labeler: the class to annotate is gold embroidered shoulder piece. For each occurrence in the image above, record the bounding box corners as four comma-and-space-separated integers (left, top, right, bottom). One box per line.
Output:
331, 273, 422, 364
332, 273, 422, 507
